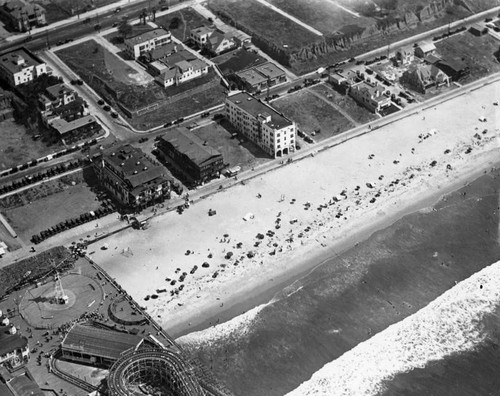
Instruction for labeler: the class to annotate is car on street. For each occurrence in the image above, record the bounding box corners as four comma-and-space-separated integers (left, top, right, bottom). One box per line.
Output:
110, 112, 118, 118
103, 105, 111, 111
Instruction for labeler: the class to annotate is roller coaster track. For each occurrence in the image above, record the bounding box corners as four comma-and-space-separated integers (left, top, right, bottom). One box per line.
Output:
49, 350, 98, 393
108, 348, 205, 396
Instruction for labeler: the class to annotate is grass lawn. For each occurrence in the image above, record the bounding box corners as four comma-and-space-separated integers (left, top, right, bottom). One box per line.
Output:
266, 0, 373, 35
2, 180, 101, 241
190, 121, 271, 169
272, 90, 354, 141
35, 0, 122, 24
155, 7, 209, 42
0, 119, 63, 171
309, 83, 377, 125
214, 48, 267, 74
57, 39, 165, 111
208, 0, 321, 51
435, 33, 500, 82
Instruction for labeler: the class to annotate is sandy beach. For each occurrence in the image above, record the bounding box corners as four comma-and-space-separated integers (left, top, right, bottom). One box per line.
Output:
91, 79, 500, 338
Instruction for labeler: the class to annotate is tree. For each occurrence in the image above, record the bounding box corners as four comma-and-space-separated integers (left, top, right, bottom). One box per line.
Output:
118, 21, 133, 38
169, 16, 180, 30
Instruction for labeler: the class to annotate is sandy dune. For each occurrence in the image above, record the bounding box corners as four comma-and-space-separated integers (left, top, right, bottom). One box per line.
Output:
91, 80, 500, 337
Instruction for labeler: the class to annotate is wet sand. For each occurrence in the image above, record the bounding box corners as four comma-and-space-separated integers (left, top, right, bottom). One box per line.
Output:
178, 168, 500, 396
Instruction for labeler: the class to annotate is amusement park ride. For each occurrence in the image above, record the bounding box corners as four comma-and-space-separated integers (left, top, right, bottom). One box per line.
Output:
53, 271, 69, 305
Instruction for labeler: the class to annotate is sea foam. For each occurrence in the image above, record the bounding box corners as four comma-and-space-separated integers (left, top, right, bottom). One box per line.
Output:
286, 260, 500, 396
177, 301, 270, 347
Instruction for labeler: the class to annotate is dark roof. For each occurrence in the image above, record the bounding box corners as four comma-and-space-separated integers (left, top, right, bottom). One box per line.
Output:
50, 115, 97, 135
61, 324, 142, 360
146, 42, 180, 60
45, 83, 73, 99
254, 62, 285, 80
436, 58, 468, 73
0, 325, 28, 356
226, 91, 293, 129
9, 374, 44, 396
101, 144, 171, 188
160, 127, 222, 167
4, 1, 45, 18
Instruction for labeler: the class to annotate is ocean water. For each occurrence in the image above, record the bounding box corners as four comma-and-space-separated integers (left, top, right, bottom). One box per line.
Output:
178, 169, 500, 396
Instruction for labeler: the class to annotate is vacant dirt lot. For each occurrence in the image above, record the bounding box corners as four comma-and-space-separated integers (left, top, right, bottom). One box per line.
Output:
272, 90, 354, 141
435, 32, 500, 81
0, 120, 63, 171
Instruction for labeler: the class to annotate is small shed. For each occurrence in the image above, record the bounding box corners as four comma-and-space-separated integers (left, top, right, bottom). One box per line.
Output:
469, 23, 488, 36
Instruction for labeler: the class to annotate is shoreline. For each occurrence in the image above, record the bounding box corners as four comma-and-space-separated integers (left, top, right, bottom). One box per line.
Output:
171, 150, 500, 338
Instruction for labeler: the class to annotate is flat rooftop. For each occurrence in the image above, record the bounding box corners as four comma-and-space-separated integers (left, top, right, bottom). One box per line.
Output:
160, 127, 222, 167
236, 68, 267, 86
0, 47, 44, 74
254, 62, 285, 80
50, 115, 97, 135
226, 91, 293, 129
126, 28, 171, 46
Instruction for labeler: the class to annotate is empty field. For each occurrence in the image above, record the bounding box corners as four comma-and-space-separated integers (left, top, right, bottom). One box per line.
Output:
266, 0, 373, 35
0, 119, 63, 171
208, 0, 321, 51
155, 7, 209, 42
435, 33, 500, 81
309, 84, 377, 125
272, 90, 354, 141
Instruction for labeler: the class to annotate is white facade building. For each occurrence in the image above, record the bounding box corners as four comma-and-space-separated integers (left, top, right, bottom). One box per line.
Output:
0, 48, 47, 87
225, 91, 296, 158
124, 28, 172, 59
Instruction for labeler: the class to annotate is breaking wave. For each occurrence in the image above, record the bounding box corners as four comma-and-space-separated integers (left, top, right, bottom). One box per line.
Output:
176, 301, 271, 347
286, 260, 500, 396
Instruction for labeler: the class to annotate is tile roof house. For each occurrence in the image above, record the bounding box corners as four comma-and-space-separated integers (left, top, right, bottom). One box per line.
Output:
190, 25, 236, 55
154, 56, 209, 88
0, 0, 46, 32
400, 64, 450, 94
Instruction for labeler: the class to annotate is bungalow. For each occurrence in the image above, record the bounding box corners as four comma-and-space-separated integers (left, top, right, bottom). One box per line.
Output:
400, 64, 449, 94
190, 25, 236, 55
155, 58, 209, 88
415, 41, 436, 58
348, 80, 391, 113
435, 58, 470, 81
141, 42, 179, 63
395, 46, 414, 65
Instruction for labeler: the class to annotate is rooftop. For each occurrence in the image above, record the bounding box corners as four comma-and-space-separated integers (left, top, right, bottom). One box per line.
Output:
45, 83, 73, 99
4, 0, 45, 18
191, 25, 214, 37
227, 91, 293, 129
160, 127, 222, 167
101, 144, 171, 189
417, 41, 436, 53
0, 47, 44, 75
146, 42, 179, 60
236, 68, 267, 86
0, 325, 28, 357
9, 374, 44, 396
125, 28, 171, 46
50, 115, 97, 135
61, 324, 142, 361
254, 62, 285, 80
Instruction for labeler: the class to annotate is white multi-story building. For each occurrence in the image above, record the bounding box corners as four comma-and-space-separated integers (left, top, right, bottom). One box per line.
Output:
225, 91, 296, 158
0, 47, 47, 87
124, 28, 172, 59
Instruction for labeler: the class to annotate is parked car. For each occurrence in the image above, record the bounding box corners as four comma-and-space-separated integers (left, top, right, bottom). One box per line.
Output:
97, 99, 105, 105
103, 105, 111, 111
110, 112, 118, 118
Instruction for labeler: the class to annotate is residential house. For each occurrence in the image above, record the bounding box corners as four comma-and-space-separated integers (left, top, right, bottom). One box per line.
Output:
38, 83, 76, 112
395, 46, 414, 65
92, 144, 172, 210
253, 62, 286, 86
155, 58, 209, 88
415, 41, 436, 58
124, 28, 172, 59
0, 47, 47, 87
400, 64, 449, 94
348, 80, 391, 113
156, 127, 224, 185
190, 25, 236, 55
235, 68, 268, 93
0, 323, 29, 368
141, 42, 180, 63
49, 115, 100, 145
469, 23, 487, 36
0, 0, 46, 32
225, 91, 296, 158
435, 58, 470, 81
